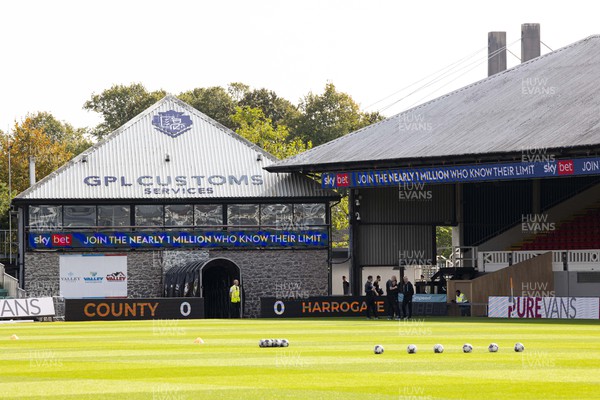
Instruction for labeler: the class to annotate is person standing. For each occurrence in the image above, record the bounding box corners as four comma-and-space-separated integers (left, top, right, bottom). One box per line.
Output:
374, 275, 383, 296
401, 275, 414, 319
342, 276, 350, 295
455, 290, 470, 316
364, 275, 378, 319
385, 275, 400, 320
229, 279, 241, 318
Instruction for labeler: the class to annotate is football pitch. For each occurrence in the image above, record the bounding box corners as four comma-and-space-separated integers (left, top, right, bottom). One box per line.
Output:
0, 317, 599, 400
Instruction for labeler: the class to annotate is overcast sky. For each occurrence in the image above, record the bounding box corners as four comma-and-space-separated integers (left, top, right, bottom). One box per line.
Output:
1, 0, 598, 132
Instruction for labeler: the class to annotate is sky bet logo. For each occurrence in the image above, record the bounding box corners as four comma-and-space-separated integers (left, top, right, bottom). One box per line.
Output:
31, 234, 73, 247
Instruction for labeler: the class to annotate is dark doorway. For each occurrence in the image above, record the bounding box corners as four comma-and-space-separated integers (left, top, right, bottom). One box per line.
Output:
201, 259, 241, 319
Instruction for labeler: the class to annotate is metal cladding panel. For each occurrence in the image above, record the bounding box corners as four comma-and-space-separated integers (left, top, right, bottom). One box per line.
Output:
270, 35, 600, 172
357, 185, 454, 224
16, 96, 334, 201
357, 224, 433, 266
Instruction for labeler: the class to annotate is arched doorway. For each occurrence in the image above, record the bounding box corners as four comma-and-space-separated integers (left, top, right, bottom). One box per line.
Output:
201, 258, 241, 318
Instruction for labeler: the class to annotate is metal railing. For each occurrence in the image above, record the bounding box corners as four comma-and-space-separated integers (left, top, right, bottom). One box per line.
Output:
0, 263, 25, 298
0, 230, 17, 264
479, 249, 600, 272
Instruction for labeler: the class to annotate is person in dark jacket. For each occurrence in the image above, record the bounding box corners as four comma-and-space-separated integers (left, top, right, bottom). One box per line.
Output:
364, 275, 378, 319
385, 275, 400, 320
342, 276, 350, 295
401, 275, 414, 319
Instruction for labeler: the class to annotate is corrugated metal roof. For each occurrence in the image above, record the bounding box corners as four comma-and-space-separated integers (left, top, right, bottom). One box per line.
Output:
268, 35, 600, 173
16, 96, 335, 201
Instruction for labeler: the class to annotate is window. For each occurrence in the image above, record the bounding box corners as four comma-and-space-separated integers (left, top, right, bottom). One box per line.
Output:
294, 204, 326, 227
29, 205, 62, 231
227, 204, 259, 227
135, 205, 164, 227
261, 204, 293, 229
165, 205, 193, 226
194, 205, 223, 227
98, 205, 130, 227
63, 205, 96, 227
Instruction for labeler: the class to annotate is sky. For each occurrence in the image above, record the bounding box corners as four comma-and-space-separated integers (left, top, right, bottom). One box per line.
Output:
1, 0, 598, 132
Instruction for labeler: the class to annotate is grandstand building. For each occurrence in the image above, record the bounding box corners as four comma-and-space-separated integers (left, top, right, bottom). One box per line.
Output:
12, 96, 338, 318
269, 34, 600, 309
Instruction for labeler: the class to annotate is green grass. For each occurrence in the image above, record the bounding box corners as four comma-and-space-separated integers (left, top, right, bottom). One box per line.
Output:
0, 317, 599, 399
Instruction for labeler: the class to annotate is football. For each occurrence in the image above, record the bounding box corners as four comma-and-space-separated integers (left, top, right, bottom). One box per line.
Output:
463, 343, 473, 353
275, 339, 283, 347
488, 343, 499, 352
433, 344, 444, 353
281, 339, 289, 347
374, 345, 384, 354
514, 342, 525, 352
407, 344, 417, 354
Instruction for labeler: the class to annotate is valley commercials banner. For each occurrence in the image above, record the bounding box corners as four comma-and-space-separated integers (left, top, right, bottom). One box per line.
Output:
0, 297, 55, 319
60, 254, 127, 298
488, 296, 600, 319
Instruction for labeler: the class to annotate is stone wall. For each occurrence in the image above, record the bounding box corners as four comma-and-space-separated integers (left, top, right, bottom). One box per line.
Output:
23, 248, 329, 318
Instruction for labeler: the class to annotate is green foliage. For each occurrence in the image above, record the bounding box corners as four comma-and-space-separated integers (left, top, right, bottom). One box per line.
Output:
294, 83, 385, 146
83, 83, 166, 139
178, 86, 237, 130
231, 106, 311, 160
331, 196, 349, 247
436, 226, 453, 259
239, 88, 300, 129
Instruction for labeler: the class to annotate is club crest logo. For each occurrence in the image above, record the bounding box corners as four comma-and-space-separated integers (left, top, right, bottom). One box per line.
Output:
152, 110, 193, 138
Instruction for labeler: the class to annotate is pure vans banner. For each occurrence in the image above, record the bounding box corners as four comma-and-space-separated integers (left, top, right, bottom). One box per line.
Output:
0, 297, 56, 319
488, 296, 600, 319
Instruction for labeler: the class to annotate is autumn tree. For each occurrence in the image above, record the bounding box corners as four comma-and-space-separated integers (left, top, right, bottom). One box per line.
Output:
0, 118, 73, 196
28, 111, 92, 155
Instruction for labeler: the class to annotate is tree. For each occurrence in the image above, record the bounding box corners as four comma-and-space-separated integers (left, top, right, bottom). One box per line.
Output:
84, 83, 166, 139
239, 88, 300, 129
28, 112, 92, 156
178, 86, 237, 130
231, 106, 311, 160
436, 226, 453, 259
0, 118, 73, 197
294, 82, 384, 146
0, 181, 16, 229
